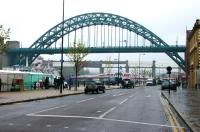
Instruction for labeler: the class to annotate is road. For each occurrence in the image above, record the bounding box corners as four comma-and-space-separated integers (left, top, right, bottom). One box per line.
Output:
0, 86, 184, 132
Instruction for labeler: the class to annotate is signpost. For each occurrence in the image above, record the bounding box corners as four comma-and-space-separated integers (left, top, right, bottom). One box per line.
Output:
166, 66, 172, 94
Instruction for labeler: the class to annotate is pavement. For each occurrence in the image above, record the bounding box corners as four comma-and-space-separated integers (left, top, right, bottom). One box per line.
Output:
162, 87, 200, 132
0, 85, 118, 105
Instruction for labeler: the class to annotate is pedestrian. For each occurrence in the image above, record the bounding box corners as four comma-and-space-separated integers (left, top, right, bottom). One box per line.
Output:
33, 81, 37, 90
68, 78, 73, 90
44, 77, 49, 89
12, 79, 16, 89
54, 77, 57, 89
0, 78, 2, 92
62, 76, 65, 90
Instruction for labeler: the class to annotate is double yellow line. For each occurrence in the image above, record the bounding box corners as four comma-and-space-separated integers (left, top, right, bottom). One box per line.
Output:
160, 95, 185, 132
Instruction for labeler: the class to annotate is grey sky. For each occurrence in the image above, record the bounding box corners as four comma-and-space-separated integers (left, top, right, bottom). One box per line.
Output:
1, 0, 199, 67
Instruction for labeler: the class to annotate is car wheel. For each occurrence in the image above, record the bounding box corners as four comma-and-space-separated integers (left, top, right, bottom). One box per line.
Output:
103, 89, 105, 93
84, 90, 87, 94
96, 89, 99, 94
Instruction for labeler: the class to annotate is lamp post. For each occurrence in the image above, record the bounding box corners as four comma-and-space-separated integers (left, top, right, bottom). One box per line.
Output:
60, 0, 65, 94
139, 53, 145, 86
117, 42, 121, 86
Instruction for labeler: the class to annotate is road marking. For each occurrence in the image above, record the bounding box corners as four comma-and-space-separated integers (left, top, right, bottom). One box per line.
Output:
8, 123, 14, 126
77, 98, 95, 103
97, 111, 102, 113
27, 114, 184, 129
129, 94, 135, 98
99, 106, 117, 118
113, 93, 124, 97
102, 118, 184, 129
160, 95, 185, 132
46, 124, 52, 127
26, 105, 66, 116
145, 95, 151, 98
26, 124, 31, 127
80, 128, 87, 131
119, 98, 128, 105
64, 126, 69, 129
99, 94, 110, 97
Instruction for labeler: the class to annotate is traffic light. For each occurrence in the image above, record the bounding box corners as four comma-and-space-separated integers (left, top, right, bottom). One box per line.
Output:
166, 66, 172, 74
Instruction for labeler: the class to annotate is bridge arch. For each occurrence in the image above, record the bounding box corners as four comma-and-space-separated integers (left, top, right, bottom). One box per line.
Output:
21, 12, 185, 71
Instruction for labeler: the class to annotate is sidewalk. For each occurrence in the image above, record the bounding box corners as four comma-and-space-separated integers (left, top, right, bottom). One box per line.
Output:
162, 87, 200, 132
0, 85, 119, 105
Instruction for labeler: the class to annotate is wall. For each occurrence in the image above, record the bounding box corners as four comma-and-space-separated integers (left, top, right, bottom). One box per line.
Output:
187, 19, 200, 88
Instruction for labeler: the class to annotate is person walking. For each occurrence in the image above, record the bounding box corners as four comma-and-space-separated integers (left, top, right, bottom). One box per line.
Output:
68, 78, 73, 90
0, 78, 2, 92
44, 77, 49, 89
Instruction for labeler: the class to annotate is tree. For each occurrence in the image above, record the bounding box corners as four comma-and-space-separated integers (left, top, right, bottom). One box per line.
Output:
0, 25, 10, 53
0, 25, 10, 69
66, 42, 88, 91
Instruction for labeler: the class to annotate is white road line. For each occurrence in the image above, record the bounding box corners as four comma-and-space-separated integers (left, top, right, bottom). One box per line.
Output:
119, 98, 128, 105
46, 124, 51, 127
102, 118, 185, 129
99, 94, 110, 97
64, 126, 69, 129
80, 128, 87, 131
129, 94, 134, 98
145, 95, 151, 98
26, 114, 184, 129
113, 93, 124, 97
99, 106, 117, 118
26, 124, 31, 127
77, 98, 95, 103
26, 105, 66, 116
8, 123, 14, 126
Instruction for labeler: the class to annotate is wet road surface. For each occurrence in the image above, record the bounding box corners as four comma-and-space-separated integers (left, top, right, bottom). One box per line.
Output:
0, 86, 183, 132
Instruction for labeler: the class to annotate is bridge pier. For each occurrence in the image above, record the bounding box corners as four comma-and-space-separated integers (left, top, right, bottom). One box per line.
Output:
1, 41, 20, 69
100, 67, 104, 74
152, 60, 156, 78
125, 61, 129, 73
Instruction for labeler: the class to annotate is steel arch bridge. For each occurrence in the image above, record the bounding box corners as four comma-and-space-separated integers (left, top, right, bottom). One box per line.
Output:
17, 12, 185, 71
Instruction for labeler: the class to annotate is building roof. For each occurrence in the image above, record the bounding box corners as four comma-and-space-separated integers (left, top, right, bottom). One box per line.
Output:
187, 19, 200, 41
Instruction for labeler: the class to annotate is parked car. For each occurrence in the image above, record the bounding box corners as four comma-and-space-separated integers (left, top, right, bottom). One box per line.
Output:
161, 80, 177, 90
146, 80, 154, 86
84, 80, 105, 94
146, 78, 156, 86
121, 79, 134, 88
105, 79, 117, 85
157, 79, 162, 85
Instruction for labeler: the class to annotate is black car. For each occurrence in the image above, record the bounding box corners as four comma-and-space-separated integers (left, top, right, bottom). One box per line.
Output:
161, 80, 177, 90
84, 80, 105, 94
121, 79, 134, 88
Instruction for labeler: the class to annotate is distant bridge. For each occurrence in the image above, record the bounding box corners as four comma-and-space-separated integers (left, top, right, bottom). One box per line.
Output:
7, 12, 186, 71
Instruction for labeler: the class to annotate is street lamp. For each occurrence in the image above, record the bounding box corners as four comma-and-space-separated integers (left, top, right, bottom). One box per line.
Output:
139, 53, 145, 86
117, 41, 121, 86
60, 0, 65, 94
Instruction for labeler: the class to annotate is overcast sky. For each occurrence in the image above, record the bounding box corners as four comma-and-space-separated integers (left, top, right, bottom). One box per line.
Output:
1, 0, 200, 67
